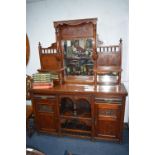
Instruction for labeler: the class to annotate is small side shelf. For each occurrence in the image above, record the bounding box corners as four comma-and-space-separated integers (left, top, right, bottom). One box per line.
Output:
60, 114, 91, 120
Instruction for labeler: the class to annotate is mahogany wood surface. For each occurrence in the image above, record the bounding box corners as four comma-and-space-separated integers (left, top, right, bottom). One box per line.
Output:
30, 83, 127, 95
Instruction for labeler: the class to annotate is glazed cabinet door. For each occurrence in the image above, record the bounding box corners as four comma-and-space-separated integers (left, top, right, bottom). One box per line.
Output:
94, 99, 122, 140
33, 95, 58, 133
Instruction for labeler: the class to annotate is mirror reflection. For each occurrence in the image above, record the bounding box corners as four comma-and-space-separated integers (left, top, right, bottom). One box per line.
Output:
62, 38, 94, 76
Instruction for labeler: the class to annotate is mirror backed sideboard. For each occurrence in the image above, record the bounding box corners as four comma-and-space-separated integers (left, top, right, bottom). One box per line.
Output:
30, 18, 128, 142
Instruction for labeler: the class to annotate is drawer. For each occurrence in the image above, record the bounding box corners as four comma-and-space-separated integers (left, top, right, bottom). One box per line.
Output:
33, 94, 57, 105
96, 103, 121, 109
34, 98, 57, 105
33, 94, 56, 100
33, 95, 57, 113
95, 96, 122, 104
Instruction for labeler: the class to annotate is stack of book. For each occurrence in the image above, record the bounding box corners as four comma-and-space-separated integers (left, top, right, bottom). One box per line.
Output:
32, 73, 53, 89
51, 73, 58, 80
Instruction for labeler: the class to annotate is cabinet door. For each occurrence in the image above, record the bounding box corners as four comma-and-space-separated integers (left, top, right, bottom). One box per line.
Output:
37, 113, 57, 132
95, 103, 121, 139
33, 97, 58, 133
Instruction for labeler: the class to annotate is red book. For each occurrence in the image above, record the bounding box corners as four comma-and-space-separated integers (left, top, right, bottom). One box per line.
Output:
33, 82, 53, 86
33, 85, 53, 89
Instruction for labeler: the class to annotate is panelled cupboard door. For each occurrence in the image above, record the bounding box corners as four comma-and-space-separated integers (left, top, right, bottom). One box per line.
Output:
37, 113, 57, 132
94, 103, 122, 139
33, 97, 58, 133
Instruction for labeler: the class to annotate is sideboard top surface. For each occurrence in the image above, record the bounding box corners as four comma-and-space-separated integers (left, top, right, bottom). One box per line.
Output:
30, 83, 127, 96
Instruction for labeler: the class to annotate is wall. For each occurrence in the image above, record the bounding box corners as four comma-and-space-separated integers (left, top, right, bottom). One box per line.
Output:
26, 0, 129, 122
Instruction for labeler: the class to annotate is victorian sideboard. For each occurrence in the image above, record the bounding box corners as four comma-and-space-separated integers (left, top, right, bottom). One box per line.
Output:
30, 18, 128, 142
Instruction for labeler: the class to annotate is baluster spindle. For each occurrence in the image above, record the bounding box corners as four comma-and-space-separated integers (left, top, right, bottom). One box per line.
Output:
104, 47, 106, 52
117, 46, 118, 52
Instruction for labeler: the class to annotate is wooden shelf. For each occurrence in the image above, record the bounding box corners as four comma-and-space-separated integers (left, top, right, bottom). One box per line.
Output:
61, 119, 91, 132
60, 115, 91, 120
61, 128, 91, 134
62, 131, 91, 138
94, 66, 122, 74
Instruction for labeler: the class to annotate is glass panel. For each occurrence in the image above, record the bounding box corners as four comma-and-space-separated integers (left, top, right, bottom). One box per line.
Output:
60, 97, 91, 118
60, 97, 74, 115
62, 38, 94, 76
76, 99, 91, 117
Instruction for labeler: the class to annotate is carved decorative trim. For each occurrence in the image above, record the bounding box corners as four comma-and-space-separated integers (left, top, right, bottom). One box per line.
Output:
38, 104, 53, 113
26, 75, 32, 100
60, 24, 94, 39
99, 109, 117, 117
54, 18, 97, 28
